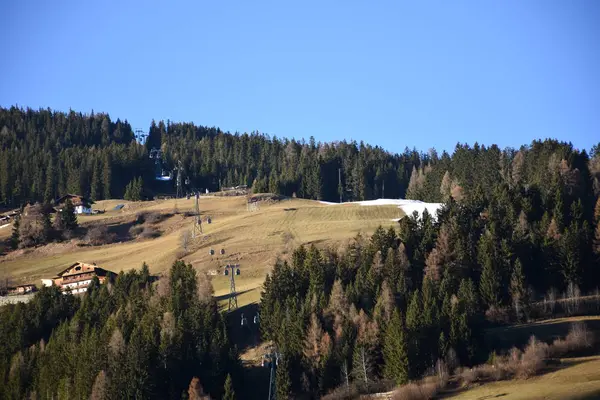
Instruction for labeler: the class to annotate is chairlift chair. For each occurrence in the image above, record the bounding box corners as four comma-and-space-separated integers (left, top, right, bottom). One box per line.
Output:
224, 269, 229, 276
220, 249, 225, 255
209, 249, 215, 255
236, 268, 240, 275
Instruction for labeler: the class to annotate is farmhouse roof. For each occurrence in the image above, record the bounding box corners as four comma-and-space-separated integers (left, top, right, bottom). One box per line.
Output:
54, 261, 114, 278
54, 194, 94, 207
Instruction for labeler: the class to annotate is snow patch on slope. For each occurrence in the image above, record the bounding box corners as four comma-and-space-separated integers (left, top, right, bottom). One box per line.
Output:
318, 198, 443, 220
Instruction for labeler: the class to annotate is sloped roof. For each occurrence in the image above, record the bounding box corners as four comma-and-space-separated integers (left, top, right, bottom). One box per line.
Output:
54, 194, 94, 206
55, 262, 114, 278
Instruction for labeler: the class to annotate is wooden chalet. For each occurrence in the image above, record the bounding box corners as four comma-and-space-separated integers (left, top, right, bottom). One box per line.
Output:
42, 262, 116, 294
54, 194, 94, 214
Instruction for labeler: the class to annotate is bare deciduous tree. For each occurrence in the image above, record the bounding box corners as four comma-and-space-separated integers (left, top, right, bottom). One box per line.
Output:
440, 171, 452, 202
180, 230, 191, 254
188, 376, 211, 400
89, 370, 109, 400
196, 271, 214, 304
108, 328, 125, 360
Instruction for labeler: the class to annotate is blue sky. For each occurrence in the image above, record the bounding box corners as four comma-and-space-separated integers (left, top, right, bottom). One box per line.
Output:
0, 1, 598, 154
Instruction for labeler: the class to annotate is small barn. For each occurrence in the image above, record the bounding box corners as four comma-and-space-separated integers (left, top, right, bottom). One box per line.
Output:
7, 284, 36, 295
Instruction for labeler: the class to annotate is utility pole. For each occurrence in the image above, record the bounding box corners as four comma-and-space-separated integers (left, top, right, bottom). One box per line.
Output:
192, 192, 202, 238
338, 167, 342, 204
382, 179, 385, 199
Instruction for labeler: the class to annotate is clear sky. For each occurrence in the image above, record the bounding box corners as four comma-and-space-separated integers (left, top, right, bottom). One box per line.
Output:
1, 1, 598, 154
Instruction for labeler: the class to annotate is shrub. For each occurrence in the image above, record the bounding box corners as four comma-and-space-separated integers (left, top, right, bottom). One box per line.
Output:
145, 212, 169, 224
85, 226, 116, 246
506, 347, 522, 374
129, 225, 144, 237
457, 367, 478, 387
322, 384, 359, 400
517, 336, 548, 378
392, 377, 440, 400
566, 322, 593, 349
549, 322, 593, 357
140, 226, 161, 239
485, 306, 511, 324
135, 212, 147, 224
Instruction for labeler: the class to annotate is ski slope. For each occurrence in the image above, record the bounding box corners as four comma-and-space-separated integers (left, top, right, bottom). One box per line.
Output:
320, 198, 443, 220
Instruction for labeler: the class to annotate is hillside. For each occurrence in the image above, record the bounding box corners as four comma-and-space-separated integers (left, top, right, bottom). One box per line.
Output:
0, 195, 404, 306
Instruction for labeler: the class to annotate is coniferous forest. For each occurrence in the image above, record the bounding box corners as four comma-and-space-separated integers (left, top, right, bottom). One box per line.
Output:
0, 262, 237, 400
1, 106, 599, 208
1, 105, 600, 398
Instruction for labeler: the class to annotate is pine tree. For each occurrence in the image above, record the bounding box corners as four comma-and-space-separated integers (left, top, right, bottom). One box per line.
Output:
478, 231, 501, 308
41, 205, 53, 242
383, 309, 409, 385
406, 289, 422, 331
223, 374, 235, 400
510, 258, 526, 320
275, 356, 292, 400
102, 153, 112, 200
10, 215, 20, 249
44, 158, 56, 203
90, 159, 102, 201
438, 331, 448, 359
61, 198, 78, 231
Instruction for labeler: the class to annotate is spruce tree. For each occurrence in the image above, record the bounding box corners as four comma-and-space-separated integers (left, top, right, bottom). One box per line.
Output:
383, 309, 409, 385
41, 204, 53, 242
478, 231, 501, 308
90, 159, 102, 201
510, 258, 526, 320
102, 153, 112, 200
10, 215, 20, 249
61, 198, 78, 231
275, 356, 292, 400
44, 158, 56, 203
405, 289, 422, 331
223, 374, 235, 400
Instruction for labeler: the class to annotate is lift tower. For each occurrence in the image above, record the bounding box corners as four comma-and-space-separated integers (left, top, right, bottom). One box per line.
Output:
224, 264, 240, 311
192, 192, 203, 238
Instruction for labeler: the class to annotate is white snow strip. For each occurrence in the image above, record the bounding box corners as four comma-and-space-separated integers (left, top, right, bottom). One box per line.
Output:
399, 202, 443, 221
318, 198, 443, 221
0, 223, 10, 229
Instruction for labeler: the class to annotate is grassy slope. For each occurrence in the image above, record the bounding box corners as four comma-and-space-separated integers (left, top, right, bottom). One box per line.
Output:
446, 316, 600, 400
446, 355, 600, 400
0, 196, 403, 307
